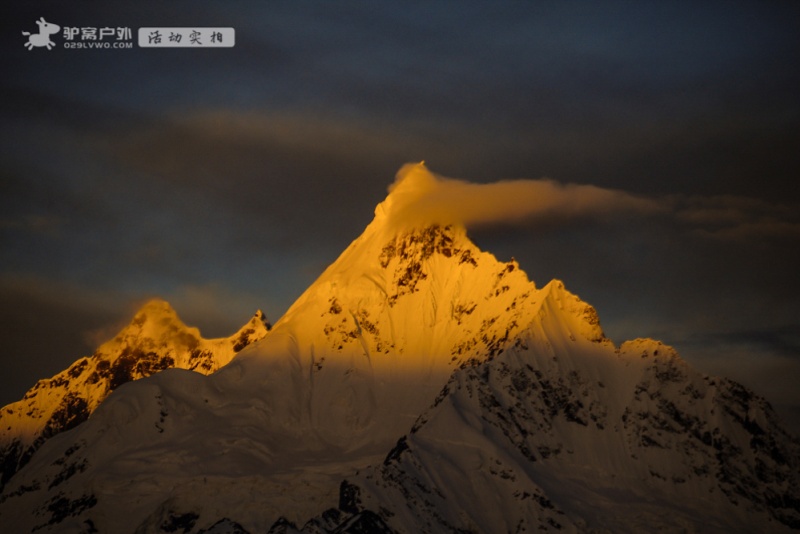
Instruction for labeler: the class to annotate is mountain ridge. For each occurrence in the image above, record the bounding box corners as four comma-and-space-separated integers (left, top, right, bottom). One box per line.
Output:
0, 298, 269, 491
333, 334, 800, 532
0, 164, 797, 532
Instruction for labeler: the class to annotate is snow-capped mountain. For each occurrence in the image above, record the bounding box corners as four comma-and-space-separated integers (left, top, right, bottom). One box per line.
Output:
0, 164, 797, 533
315, 332, 799, 533
0, 299, 269, 492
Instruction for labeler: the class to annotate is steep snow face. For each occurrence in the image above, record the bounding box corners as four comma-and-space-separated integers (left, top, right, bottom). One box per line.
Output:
232, 224, 549, 450
224, 164, 603, 451
0, 299, 269, 491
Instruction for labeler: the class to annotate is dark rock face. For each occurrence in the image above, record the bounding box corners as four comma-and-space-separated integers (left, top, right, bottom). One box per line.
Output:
332, 510, 393, 534
0, 440, 23, 491
0, 393, 91, 493
338, 480, 362, 515
36, 492, 98, 531
160, 511, 200, 533
105, 347, 177, 392
379, 225, 477, 305
265, 480, 394, 534
267, 517, 299, 534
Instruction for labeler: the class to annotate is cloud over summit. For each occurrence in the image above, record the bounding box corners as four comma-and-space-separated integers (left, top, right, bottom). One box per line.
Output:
381, 164, 800, 244
382, 163, 663, 230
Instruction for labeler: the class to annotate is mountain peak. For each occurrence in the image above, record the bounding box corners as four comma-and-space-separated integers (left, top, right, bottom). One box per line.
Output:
230, 309, 271, 352
376, 162, 435, 215
108, 298, 198, 351
134, 297, 179, 318
253, 309, 268, 325
0, 299, 269, 491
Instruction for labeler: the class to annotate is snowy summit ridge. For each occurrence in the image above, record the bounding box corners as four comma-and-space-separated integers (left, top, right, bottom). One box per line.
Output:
0, 164, 798, 533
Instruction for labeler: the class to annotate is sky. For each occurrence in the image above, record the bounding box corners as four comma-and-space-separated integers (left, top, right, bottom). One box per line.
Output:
2, 2, 799, 433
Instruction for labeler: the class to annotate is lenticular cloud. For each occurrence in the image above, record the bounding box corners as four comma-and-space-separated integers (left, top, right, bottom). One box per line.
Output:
383, 162, 663, 229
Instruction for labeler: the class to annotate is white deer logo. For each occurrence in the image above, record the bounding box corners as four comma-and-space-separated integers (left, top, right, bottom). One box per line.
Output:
22, 17, 60, 50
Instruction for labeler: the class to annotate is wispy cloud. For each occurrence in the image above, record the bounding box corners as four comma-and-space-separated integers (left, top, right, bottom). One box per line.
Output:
380, 164, 800, 245
383, 163, 664, 229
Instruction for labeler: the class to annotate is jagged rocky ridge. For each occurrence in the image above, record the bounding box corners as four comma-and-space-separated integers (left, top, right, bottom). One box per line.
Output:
0, 164, 797, 533
0, 299, 270, 492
